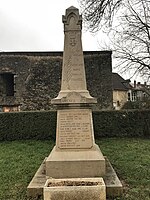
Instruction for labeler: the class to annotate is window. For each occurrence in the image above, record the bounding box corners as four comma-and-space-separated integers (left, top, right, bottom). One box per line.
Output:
117, 100, 120, 107
128, 92, 131, 101
132, 92, 136, 101
0, 73, 15, 96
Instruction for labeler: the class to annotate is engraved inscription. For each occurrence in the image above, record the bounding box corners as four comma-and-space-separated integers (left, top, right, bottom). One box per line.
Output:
57, 109, 93, 149
63, 54, 85, 89
70, 36, 76, 46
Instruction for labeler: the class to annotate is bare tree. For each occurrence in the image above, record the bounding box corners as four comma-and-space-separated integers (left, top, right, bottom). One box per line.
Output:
79, 0, 150, 80
112, 0, 150, 80
78, 0, 123, 32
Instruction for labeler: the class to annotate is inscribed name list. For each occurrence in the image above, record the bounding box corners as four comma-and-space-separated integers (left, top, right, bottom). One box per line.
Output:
57, 109, 93, 149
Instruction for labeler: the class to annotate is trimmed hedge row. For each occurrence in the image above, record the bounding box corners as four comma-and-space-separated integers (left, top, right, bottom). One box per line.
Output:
0, 111, 56, 141
93, 110, 150, 138
0, 110, 149, 141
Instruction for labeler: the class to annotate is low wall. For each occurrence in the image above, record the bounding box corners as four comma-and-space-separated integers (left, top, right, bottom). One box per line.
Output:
0, 110, 149, 141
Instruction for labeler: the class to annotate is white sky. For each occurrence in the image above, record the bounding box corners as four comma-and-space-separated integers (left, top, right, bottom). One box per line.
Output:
0, 0, 108, 51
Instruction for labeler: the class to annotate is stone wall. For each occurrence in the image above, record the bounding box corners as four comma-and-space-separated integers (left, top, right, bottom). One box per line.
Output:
0, 51, 112, 111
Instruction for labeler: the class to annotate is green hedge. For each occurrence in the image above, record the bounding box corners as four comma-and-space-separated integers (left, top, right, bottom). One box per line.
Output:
0, 110, 149, 141
93, 110, 150, 138
0, 111, 56, 141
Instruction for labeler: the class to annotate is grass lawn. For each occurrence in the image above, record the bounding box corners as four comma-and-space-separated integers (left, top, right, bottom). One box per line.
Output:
0, 138, 150, 200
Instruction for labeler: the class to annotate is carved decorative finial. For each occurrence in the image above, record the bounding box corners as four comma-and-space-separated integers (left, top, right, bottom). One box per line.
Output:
62, 6, 82, 31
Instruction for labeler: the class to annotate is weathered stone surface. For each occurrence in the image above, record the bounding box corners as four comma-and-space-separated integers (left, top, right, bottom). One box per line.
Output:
46, 145, 105, 178
27, 158, 47, 198
56, 109, 94, 149
103, 157, 123, 197
61, 6, 86, 91
52, 6, 96, 105
44, 178, 106, 200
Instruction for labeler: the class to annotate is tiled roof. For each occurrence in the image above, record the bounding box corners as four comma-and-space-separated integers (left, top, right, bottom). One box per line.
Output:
112, 73, 132, 91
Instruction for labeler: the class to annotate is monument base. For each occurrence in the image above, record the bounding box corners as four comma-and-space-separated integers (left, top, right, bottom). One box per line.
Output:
27, 157, 123, 198
46, 144, 105, 178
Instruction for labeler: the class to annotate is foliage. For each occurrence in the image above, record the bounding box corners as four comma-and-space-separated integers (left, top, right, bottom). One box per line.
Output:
93, 109, 150, 137
0, 110, 150, 141
0, 111, 56, 141
122, 100, 150, 110
0, 139, 150, 199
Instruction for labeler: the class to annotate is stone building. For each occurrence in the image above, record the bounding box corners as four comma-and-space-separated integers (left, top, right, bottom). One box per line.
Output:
0, 51, 112, 111
112, 73, 132, 110
130, 81, 150, 102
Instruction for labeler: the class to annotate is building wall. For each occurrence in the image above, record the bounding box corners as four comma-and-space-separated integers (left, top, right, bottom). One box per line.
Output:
0, 51, 113, 111
113, 90, 127, 110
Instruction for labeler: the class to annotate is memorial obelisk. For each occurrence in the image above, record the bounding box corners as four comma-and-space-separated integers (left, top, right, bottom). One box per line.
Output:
28, 7, 122, 198
46, 6, 105, 178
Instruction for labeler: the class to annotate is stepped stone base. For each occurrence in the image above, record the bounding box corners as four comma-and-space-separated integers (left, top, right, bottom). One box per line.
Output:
27, 157, 123, 199
46, 144, 105, 178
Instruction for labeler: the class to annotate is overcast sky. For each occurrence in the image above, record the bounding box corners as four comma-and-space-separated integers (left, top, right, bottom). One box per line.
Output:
0, 0, 109, 51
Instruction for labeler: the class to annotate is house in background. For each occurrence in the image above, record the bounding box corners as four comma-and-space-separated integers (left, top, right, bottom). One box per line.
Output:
112, 73, 150, 110
130, 81, 150, 102
112, 73, 132, 110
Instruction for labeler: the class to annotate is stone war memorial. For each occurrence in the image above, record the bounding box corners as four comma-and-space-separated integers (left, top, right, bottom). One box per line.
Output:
27, 6, 122, 200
